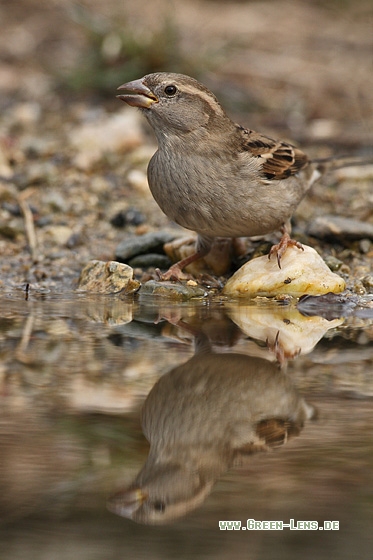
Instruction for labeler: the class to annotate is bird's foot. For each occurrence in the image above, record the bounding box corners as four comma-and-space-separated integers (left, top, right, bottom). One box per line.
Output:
266, 331, 301, 366
155, 264, 193, 282
268, 232, 303, 269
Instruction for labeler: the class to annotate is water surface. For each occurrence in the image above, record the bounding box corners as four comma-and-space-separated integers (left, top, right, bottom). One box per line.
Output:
0, 290, 372, 559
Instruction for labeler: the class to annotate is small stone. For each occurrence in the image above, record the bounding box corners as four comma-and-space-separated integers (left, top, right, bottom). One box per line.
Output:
223, 245, 346, 298
359, 239, 371, 254
139, 280, 206, 300
43, 190, 68, 213
20, 161, 56, 187
115, 231, 177, 262
127, 169, 149, 194
11, 102, 41, 125
307, 215, 373, 241
0, 219, 23, 240
46, 225, 74, 246
69, 108, 144, 170
110, 207, 145, 228
362, 275, 373, 293
323, 255, 344, 272
128, 253, 172, 269
78, 260, 139, 294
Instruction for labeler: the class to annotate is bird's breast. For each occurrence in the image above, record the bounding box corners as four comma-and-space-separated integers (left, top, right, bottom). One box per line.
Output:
147, 149, 309, 238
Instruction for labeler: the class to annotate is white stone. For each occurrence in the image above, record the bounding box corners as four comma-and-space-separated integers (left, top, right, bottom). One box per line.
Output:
223, 245, 345, 298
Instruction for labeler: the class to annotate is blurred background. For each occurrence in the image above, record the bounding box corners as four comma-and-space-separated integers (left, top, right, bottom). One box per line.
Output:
1, 2, 373, 559
1, 0, 372, 288
1, 0, 373, 140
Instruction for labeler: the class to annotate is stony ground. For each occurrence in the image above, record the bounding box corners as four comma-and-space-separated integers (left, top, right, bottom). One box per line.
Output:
0, 0, 372, 295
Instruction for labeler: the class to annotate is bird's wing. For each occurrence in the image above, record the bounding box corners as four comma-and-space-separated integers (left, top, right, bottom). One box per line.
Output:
238, 126, 309, 180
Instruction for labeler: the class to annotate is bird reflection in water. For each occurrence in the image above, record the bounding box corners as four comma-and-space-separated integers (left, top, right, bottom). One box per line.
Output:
108, 316, 316, 525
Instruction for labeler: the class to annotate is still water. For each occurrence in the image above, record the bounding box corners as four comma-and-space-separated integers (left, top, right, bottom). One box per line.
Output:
0, 290, 372, 559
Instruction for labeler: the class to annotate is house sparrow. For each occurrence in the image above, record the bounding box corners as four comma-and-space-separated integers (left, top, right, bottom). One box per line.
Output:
117, 72, 336, 279
107, 330, 315, 524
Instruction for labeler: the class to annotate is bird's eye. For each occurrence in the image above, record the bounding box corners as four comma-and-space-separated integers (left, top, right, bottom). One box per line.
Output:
164, 85, 177, 97
152, 501, 166, 513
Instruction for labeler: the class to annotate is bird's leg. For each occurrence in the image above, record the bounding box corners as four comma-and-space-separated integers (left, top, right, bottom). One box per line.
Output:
156, 251, 205, 281
156, 235, 212, 281
268, 222, 303, 269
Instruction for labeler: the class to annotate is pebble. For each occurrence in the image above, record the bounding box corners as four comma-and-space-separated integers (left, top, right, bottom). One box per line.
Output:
362, 275, 373, 293
43, 190, 68, 213
46, 225, 74, 246
11, 102, 41, 125
110, 207, 146, 228
307, 215, 373, 241
115, 231, 177, 262
78, 260, 140, 294
15, 162, 56, 188
126, 169, 149, 195
128, 253, 172, 269
69, 108, 144, 170
139, 280, 206, 300
223, 245, 346, 298
323, 255, 344, 272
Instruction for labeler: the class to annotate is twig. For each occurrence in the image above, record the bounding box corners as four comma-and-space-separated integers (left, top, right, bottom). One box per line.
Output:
15, 311, 35, 363
18, 188, 38, 261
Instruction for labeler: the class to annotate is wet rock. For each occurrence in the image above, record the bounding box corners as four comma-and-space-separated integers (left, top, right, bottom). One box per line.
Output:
128, 253, 172, 270
115, 231, 177, 262
223, 245, 346, 298
139, 280, 206, 300
307, 215, 373, 241
78, 260, 140, 294
298, 293, 361, 320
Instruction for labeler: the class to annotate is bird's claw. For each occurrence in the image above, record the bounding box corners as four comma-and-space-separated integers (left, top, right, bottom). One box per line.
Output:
268, 233, 303, 269
155, 265, 193, 282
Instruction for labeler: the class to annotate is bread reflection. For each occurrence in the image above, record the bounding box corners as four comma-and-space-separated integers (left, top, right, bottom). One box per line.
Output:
108, 331, 315, 524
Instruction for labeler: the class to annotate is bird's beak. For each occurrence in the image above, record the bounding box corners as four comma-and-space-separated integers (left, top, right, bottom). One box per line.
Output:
117, 79, 158, 108
107, 487, 148, 518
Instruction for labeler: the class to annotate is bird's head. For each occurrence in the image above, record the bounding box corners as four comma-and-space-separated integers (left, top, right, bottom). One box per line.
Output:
117, 72, 229, 139
107, 461, 214, 525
